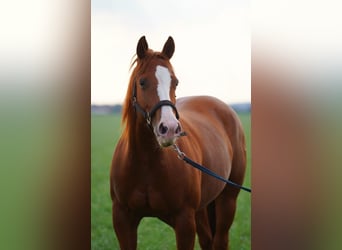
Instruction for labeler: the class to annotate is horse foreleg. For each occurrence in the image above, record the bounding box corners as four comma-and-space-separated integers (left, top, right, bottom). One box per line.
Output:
195, 208, 213, 250
173, 208, 197, 250
112, 201, 141, 250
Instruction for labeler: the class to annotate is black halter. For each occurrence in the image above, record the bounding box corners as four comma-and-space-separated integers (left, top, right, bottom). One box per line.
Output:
132, 81, 180, 125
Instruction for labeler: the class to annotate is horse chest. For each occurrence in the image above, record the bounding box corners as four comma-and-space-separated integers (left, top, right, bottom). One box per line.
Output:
118, 165, 185, 214
114, 153, 199, 214
125, 183, 178, 215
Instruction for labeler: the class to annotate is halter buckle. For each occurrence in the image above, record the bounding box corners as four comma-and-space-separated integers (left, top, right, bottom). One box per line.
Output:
146, 113, 151, 125
172, 144, 185, 160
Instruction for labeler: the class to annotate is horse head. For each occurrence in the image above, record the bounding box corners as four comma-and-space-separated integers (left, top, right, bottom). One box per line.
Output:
131, 36, 183, 147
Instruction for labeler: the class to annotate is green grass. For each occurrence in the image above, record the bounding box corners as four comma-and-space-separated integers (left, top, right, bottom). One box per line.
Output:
91, 113, 251, 249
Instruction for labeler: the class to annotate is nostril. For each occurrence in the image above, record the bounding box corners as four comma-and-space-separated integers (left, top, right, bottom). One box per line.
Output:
159, 123, 168, 135
175, 124, 181, 134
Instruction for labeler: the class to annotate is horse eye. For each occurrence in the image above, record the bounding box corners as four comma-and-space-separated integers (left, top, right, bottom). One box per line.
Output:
174, 78, 179, 86
139, 79, 146, 88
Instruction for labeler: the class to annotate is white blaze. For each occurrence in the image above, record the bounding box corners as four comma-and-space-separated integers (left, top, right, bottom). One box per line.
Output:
155, 65, 176, 121
155, 65, 171, 101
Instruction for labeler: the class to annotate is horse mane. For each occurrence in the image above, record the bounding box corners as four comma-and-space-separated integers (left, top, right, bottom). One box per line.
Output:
121, 49, 173, 138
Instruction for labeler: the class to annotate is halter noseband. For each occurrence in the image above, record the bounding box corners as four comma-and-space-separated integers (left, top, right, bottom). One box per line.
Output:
132, 81, 180, 125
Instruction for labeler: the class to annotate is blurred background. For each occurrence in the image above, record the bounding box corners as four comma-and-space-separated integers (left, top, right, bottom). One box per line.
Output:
1, 0, 342, 249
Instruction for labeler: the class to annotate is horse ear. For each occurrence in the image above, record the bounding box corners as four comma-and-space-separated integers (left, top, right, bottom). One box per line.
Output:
137, 36, 148, 59
162, 36, 175, 59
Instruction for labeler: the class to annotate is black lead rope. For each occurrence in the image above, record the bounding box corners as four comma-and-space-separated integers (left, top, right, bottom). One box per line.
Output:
173, 144, 252, 193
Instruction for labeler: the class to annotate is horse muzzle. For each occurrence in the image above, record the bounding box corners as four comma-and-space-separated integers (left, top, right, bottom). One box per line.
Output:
155, 120, 183, 147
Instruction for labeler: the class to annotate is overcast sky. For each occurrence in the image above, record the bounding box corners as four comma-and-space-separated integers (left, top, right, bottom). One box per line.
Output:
91, 0, 250, 105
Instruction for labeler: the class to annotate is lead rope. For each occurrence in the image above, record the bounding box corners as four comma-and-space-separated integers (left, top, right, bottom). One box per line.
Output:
172, 144, 251, 193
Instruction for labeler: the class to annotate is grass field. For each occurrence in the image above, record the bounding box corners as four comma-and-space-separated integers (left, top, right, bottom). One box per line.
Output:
91, 113, 251, 249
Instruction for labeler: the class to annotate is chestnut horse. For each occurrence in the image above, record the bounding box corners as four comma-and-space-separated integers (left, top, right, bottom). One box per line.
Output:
110, 36, 246, 250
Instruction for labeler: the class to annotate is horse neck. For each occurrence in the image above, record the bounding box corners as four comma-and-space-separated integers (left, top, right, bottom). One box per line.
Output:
126, 113, 160, 157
